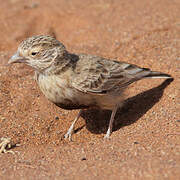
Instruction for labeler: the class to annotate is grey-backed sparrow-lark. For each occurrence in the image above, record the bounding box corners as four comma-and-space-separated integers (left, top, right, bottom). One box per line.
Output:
9, 35, 172, 140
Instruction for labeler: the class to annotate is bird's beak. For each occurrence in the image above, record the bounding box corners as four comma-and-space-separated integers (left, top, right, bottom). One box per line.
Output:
8, 52, 27, 64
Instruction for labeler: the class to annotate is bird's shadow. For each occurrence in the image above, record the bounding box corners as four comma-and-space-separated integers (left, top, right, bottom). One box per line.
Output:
79, 79, 173, 134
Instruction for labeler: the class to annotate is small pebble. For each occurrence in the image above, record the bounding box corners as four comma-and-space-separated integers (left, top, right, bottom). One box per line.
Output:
55, 116, 59, 120
81, 157, 87, 161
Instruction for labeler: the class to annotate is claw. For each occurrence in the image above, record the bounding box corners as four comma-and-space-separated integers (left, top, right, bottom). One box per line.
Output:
64, 131, 73, 141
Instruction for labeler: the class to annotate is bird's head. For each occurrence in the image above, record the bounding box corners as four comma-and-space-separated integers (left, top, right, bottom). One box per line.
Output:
9, 35, 67, 72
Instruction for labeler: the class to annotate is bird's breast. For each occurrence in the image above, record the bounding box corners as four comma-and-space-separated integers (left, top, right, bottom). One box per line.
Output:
35, 73, 94, 109
37, 73, 72, 102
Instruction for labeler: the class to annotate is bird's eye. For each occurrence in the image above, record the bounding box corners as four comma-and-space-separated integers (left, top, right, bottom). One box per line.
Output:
31, 52, 38, 56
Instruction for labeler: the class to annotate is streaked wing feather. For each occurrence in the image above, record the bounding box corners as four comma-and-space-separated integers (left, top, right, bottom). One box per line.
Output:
72, 55, 150, 94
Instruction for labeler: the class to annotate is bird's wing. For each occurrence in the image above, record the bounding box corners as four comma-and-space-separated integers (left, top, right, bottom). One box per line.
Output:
72, 54, 152, 94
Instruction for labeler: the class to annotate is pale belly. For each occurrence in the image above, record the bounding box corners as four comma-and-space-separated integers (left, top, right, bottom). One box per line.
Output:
36, 73, 124, 110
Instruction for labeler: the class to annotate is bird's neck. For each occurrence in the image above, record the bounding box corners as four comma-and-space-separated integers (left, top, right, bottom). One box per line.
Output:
38, 52, 78, 76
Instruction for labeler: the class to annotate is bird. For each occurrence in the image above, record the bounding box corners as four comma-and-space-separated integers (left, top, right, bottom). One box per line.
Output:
8, 35, 172, 140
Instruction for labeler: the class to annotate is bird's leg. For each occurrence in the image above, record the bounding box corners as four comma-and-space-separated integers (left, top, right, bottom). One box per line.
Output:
104, 105, 119, 139
64, 109, 83, 141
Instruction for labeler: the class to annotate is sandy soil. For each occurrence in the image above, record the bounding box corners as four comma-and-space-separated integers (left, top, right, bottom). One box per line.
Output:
0, 0, 179, 179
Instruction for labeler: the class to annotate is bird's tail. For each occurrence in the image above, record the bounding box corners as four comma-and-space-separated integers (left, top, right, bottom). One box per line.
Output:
143, 69, 172, 79
119, 66, 173, 89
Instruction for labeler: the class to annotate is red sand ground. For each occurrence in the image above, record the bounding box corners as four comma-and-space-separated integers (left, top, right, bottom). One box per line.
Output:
0, 0, 179, 179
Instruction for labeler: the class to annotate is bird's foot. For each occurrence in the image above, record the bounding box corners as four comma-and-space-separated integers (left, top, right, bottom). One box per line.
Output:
64, 132, 73, 141
104, 128, 111, 139
64, 126, 74, 141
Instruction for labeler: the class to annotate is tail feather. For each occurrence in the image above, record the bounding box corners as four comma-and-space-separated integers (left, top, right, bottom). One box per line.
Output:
122, 63, 173, 80
118, 63, 173, 88
144, 70, 173, 79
